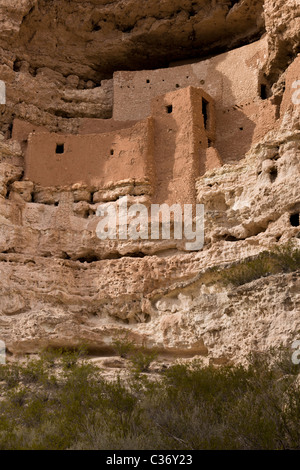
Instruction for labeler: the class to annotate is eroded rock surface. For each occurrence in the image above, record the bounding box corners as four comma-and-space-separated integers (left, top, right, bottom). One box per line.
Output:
0, 0, 299, 363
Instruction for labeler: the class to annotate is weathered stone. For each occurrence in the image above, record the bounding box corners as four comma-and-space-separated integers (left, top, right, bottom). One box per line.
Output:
0, 0, 299, 364
10, 180, 33, 202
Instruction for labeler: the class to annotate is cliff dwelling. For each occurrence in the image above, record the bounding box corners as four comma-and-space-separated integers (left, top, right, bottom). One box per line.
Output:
0, 0, 300, 408
10, 37, 277, 209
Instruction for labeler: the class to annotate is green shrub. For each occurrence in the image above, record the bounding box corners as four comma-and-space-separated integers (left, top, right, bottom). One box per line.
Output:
20, 359, 49, 385
271, 242, 300, 273
220, 252, 273, 286
0, 348, 300, 450
0, 364, 20, 389
111, 335, 135, 358
219, 242, 300, 287
129, 348, 158, 374
112, 335, 158, 374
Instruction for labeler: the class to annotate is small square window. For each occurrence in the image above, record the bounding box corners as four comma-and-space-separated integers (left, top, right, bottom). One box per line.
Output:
56, 144, 64, 154
166, 105, 173, 114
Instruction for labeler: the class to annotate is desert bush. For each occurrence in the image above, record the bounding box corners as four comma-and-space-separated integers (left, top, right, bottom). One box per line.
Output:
112, 334, 158, 374
219, 242, 300, 287
0, 364, 20, 389
0, 348, 300, 450
129, 348, 158, 374
271, 242, 300, 273
20, 358, 49, 385
220, 252, 273, 286
139, 353, 300, 450
111, 335, 135, 358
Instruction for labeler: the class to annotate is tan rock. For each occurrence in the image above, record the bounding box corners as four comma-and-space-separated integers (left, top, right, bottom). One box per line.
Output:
0, 0, 299, 365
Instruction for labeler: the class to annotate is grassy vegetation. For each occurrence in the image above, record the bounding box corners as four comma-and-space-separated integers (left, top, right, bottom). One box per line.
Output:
0, 243, 299, 450
112, 334, 136, 359
0, 347, 299, 450
219, 242, 300, 287
112, 334, 158, 374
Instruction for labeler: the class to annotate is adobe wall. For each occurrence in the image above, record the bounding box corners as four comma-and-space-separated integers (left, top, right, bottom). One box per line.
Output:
77, 118, 138, 135
113, 38, 269, 120
151, 86, 216, 206
15, 37, 278, 183
25, 118, 155, 188
12, 117, 138, 142
113, 37, 277, 163
24, 86, 215, 206
12, 119, 49, 144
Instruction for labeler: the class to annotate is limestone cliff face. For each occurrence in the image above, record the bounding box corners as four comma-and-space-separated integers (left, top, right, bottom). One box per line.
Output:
0, 0, 299, 363
264, 0, 300, 82
0, 0, 264, 133
1, 0, 264, 77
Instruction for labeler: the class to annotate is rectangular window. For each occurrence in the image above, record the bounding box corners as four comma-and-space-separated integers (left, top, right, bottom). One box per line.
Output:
202, 98, 209, 129
56, 144, 64, 154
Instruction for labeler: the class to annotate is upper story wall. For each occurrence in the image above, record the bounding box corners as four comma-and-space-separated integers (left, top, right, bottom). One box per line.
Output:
113, 37, 277, 164
77, 118, 138, 135
113, 37, 269, 122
